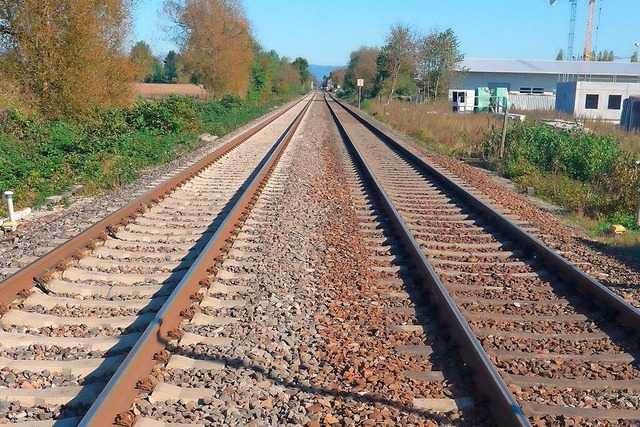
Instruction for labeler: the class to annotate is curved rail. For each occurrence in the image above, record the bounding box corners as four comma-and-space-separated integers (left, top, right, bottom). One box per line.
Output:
79, 94, 314, 425
324, 94, 530, 427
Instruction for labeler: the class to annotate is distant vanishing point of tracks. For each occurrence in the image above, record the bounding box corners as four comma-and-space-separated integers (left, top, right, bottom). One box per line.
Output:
0, 91, 638, 427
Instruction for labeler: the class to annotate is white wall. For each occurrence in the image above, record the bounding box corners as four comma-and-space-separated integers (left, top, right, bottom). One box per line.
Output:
570, 82, 640, 121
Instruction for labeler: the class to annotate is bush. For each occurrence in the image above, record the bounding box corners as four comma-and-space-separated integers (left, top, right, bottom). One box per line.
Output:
220, 93, 245, 109
0, 95, 286, 215
484, 122, 640, 220
127, 95, 200, 134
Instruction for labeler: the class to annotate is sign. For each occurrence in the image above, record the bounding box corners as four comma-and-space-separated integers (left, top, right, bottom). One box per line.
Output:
357, 79, 364, 87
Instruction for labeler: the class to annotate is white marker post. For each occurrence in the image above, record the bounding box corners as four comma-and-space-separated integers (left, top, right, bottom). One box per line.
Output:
3, 191, 15, 231
357, 79, 364, 109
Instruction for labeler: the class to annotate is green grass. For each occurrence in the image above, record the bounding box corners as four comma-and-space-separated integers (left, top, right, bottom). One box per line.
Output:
0, 95, 288, 216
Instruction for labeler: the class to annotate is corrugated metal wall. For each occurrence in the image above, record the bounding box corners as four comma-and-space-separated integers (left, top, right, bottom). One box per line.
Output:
509, 94, 556, 111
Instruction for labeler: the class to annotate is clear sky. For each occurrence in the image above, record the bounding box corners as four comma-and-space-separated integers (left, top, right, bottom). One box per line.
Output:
133, 0, 640, 66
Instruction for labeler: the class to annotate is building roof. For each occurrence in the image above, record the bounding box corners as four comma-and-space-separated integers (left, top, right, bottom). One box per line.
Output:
461, 58, 640, 77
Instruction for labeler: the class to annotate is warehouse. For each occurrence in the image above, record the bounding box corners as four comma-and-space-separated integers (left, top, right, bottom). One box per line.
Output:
457, 58, 640, 117
459, 58, 640, 93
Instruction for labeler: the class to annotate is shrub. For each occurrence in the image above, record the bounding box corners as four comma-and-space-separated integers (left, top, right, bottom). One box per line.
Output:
220, 93, 245, 109
127, 95, 200, 134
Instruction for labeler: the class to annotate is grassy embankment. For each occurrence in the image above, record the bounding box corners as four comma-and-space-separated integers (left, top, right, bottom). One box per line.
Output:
0, 94, 284, 215
361, 99, 640, 254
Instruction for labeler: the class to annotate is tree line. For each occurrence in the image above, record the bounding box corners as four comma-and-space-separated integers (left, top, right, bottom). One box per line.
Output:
325, 24, 464, 104
0, 0, 312, 119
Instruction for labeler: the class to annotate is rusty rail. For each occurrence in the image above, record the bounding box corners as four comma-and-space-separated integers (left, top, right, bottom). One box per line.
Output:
78, 94, 314, 426
324, 94, 531, 427
0, 96, 307, 308
331, 94, 640, 335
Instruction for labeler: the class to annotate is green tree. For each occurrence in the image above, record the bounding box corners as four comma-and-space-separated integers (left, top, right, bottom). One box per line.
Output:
632, 51, 638, 63
248, 46, 278, 102
293, 56, 311, 90
130, 41, 160, 82
556, 49, 564, 61
416, 28, 464, 100
607, 50, 614, 62
164, 50, 179, 83
376, 24, 416, 104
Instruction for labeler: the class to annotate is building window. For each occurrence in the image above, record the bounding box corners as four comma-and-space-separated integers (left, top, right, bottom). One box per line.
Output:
608, 95, 622, 110
585, 94, 599, 109
532, 88, 544, 94
520, 87, 531, 94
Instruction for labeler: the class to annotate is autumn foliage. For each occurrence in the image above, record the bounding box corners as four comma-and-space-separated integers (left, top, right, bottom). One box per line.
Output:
165, 0, 255, 98
0, 0, 134, 118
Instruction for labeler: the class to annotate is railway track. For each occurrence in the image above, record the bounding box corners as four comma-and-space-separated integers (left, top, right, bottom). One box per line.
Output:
0, 90, 638, 426
325, 93, 640, 426
0, 93, 314, 425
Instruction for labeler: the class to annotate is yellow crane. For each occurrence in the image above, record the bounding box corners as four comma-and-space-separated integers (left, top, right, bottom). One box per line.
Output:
550, 0, 597, 61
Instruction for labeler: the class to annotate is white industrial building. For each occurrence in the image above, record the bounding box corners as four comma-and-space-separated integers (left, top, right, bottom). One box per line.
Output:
457, 58, 640, 119
556, 81, 640, 121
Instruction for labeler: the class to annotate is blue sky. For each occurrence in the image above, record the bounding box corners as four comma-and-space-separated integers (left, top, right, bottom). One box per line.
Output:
133, 0, 640, 66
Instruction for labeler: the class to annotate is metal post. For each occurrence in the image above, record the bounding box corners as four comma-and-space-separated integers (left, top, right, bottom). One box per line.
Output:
499, 99, 508, 159
358, 85, 362, 109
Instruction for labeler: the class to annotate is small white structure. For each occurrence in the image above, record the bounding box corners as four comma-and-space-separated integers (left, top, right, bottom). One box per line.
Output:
451, 90, 475, 113
555, 81, 640, 122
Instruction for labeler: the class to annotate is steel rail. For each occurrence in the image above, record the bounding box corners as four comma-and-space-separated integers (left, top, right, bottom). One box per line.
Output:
0, 96, 307, 308
330, 94, 640, 335
324, 94, 531, 427
79, 94, 314, 426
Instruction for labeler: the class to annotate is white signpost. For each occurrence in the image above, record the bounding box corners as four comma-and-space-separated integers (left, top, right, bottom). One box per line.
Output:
357, 79, 364, 108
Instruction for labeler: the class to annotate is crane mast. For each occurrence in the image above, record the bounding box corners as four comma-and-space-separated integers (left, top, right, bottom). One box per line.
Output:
550, 0, 597, 61
567, 0, 577, 60
583, 0, 596, 60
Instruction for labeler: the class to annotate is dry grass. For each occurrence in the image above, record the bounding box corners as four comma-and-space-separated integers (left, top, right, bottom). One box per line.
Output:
133, 83, 207, 99
367, 100, 501, 156
0, 78, 33, 115
368, 99, 640, 156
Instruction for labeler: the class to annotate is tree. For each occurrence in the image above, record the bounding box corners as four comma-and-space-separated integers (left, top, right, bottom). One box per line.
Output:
376, 24, 416, 104
0, 0, 133, 117
292, 56, 311, 90
272, 57, 301, 95
416, 28, 464, 101
164, 0, 255, 98
607, 51, 614, 62
330, 68, 346, 90
632, 52, 638, 63
130, 41, 160, 82
345, 46, 380, 99
556, 49, 564, 61
164, 50, 179, 83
